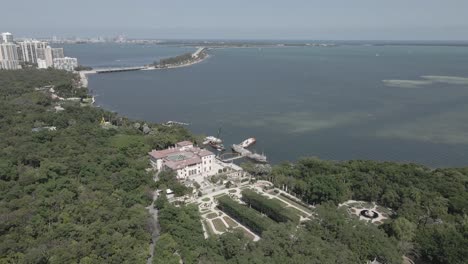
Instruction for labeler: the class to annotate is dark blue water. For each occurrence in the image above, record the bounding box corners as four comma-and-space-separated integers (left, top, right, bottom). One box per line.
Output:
70, 43, 468, 167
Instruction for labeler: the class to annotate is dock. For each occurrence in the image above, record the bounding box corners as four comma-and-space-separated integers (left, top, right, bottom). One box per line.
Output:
217, 152, 244, 162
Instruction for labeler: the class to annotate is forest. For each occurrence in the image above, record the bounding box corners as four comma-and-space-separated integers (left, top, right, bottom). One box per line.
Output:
153, 53, 194, 68
0, 69, 195, 263
243, 159, 468, 264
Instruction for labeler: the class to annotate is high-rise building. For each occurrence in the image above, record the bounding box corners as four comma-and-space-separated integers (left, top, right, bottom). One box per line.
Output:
37, 59, 48, 69
53, 57, 78, 71
37, 46, 53, 68
37, 46, 65, 68
0, 42, 21, 70
51, 48, 64, 59
17, 40, 48, 64
1, 32, 14, 43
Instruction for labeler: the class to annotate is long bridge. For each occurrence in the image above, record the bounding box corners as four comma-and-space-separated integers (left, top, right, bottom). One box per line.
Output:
94, 66, 147, 74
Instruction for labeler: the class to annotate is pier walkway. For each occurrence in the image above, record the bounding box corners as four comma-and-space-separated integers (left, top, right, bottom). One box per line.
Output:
217, 153, 243, 162
219, 156, 244, 162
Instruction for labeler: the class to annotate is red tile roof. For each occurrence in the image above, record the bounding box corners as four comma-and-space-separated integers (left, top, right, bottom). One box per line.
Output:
165, 156, 202, 170
198, 149, 214, 157
176, 141, 193, 147
148, 141, 214, 171
148, 148, 179, 159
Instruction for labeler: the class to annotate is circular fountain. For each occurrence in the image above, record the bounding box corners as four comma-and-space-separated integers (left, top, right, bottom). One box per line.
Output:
360, 209, 379, 219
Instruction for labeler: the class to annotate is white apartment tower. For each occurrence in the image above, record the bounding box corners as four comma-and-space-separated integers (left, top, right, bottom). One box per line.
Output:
1, 32, 14, 43
52, 48, 64, 59
17, 40, 48, 64
37, 46, 64, 68
0, 42, 21, 70
53, 57, 78, 71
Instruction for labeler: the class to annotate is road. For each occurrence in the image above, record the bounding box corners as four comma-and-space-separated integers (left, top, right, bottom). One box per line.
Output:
146, 190, 160, 264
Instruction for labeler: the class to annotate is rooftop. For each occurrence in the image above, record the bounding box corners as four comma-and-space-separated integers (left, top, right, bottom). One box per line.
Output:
149, 141, 215, 170
176, 140, 193, 147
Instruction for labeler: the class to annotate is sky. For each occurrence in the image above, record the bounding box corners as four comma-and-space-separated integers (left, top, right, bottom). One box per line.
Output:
3, 0, 468, 40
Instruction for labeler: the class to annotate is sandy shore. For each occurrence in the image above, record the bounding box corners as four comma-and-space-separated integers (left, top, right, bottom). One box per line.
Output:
78, 71, 95, 88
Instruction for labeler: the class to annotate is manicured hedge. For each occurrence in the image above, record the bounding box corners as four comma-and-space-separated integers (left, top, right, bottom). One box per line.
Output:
217, 196, 273, 235
242, 190, 300, 223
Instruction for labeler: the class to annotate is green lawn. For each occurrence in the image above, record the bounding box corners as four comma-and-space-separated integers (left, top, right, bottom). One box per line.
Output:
271, 198, 289, 207
286, 206, 310, 218
206, 213, 218, 219
223, 216, 238, 227
212, 218, 227, 232
203, 220, 216, 237
278, 194, 313, 214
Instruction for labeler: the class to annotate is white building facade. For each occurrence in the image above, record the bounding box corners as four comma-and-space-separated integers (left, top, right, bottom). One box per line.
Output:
37, 46, 64, 68
0, 42, 21, 70
52, 48, 64, 59
37, 59, 48, 69
1, 32, 13, 43
17, 40, 48, 64
53, 57, 78, 71
149, 141, 217, 181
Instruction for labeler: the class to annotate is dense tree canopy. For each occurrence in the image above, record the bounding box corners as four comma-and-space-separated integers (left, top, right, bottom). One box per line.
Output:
265, 158, 468, 264
0, 69, 196, 263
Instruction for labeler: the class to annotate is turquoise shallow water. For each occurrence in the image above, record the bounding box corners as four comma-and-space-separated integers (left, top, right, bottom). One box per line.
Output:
66, 43, 468, 167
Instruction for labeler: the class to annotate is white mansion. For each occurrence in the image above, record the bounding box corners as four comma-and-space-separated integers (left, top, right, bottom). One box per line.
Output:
149, 141, 217, 180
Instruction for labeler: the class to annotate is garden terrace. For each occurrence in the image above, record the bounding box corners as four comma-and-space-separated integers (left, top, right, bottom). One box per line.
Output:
241, 189, 300, 223
216, 196, 274, 235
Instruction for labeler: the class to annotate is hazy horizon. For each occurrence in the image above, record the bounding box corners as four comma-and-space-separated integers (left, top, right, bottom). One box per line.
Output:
3, 0, 468, 41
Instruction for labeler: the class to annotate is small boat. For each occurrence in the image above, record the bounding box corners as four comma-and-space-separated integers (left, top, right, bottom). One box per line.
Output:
204, 127, 224, 151
212, 143, 225, 151
203, 136, 222, 145
240, 138, 256, 148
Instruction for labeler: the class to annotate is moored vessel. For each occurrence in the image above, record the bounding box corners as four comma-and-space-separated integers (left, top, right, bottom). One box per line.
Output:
240, 137, 256, 148
203, 136, 222, 145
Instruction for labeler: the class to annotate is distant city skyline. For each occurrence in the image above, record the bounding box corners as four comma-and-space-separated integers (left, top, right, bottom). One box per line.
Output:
2, 0, 468, 40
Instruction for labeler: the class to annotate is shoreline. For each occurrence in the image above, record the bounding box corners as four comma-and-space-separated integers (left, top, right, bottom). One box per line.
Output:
77, 51, 210, 88
144, 53, 210, 71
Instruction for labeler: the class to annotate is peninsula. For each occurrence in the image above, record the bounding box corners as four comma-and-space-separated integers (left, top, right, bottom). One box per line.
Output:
77, 47, 208, 88
151, 47, 208, 69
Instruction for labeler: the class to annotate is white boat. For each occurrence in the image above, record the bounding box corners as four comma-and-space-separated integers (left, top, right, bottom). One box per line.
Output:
240, 138, 256, 148
204, 136, 222, 144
